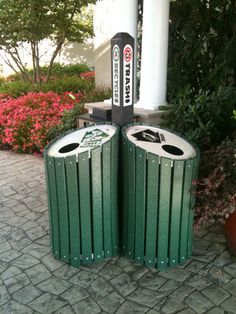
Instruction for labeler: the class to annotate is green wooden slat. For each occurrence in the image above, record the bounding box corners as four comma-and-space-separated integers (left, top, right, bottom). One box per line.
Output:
145, 153, 159, 267
127, 141, 136, 259
55, 157, 70, 262
44, 158, 53, 252
122, 136, 128, 255
111, 136, 119, 255
169, 160, 185, 267
45, 156, 60, 258
157, 157, 172, 270
187, 157, 199, 258
102, 141, 112, 258
91, 148, 103, 262
134, 147, 146, 264
187, 206, 194, 259
65, 155, 81, 267
78, 151, 93, 264
179, 159, 194, 264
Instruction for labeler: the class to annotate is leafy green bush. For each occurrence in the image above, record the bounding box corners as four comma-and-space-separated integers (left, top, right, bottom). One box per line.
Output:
47, 101, 87, 141
81, 87, 111, 103
0, 81, 33, 97
38, 76, 95, 94
162, 87, 236, 148
0, 76, 95, 97
168, 1, 236, 102
7, 63, 91, 82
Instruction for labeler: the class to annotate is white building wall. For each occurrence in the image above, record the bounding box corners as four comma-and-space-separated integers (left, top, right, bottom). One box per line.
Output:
0, 39, 95, 77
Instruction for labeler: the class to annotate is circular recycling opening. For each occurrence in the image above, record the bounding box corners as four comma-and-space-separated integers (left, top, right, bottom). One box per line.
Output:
162, 144, 184, 156
59, 143, 79, 153
47, 125, 117, 158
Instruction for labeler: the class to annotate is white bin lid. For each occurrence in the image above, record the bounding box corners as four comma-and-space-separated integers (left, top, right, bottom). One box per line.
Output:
126, 126, 196, 160
48, 125, 116, 158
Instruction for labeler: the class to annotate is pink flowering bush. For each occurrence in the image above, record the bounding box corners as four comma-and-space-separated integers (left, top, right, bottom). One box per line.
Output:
0, 92, 80, 154
80, 71, 95, 80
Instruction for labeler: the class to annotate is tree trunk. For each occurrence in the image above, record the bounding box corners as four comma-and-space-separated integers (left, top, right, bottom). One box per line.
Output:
46, 39, 64, 83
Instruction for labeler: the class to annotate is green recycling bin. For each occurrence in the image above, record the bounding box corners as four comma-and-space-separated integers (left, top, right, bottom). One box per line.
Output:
121, 124, 199, 270
44, 123, 119, 267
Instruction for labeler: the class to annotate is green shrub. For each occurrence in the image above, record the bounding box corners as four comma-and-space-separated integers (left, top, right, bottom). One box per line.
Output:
52, 63, 90, 76
168, 1, 236, 101
7, 63, 91, 82
0, 81, 33, 97
47, 101, 87, 140
162, 87, 236, 149
0, 76, 95, 97
81, 87, 111, 103
38, 76, 95, 94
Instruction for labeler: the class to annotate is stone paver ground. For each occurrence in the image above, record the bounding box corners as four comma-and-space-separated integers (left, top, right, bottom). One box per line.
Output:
0, 150, 236, 314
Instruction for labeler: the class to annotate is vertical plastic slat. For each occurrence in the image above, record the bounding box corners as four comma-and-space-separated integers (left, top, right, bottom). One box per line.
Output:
122, 136, 128, 255
65, 155, 81, 267
55, 157, 70, 262
127, 142, 135, 258
45, 156, 60, 258
78, 151, 93, 264
134, 147, 146, 263
187, 157, 199, 258
111, 136, 119, 255
169, 160, 185, 267
127, 141, 136, 258
145, 154, 159, 268
91, 148, 103, 262
102, 141, 112, 258
157, 157, 172, 270
179, 159, 194, 264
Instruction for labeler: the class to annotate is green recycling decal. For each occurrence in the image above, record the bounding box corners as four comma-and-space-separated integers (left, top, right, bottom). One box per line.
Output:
80, 129, 110, 148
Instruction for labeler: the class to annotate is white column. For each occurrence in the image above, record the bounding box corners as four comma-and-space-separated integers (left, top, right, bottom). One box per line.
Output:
112, 0, 138, 39
104, 0, 138, 104
136, 0, 170, 110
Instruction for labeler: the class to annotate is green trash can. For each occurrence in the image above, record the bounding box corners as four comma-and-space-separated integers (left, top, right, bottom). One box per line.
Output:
44, 123, 119, 267
121, 124, 199, 270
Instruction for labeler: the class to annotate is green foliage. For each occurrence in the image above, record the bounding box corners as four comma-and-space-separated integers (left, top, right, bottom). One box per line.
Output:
7, 63, 91, 82
162, 86, 236, 148
40, 76, 94, 94
81, 87, 112, 103
34, 63, 91, 77
0, 81, 33, 97
0, 76, 95, 97
168, 0, 236, 101
47, 102, 86, 140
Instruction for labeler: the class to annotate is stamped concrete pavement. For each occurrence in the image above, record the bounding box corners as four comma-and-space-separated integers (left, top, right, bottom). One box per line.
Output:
0, 150, 236, 314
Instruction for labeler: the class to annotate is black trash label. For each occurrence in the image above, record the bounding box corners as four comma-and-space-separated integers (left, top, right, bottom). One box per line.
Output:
132, 129, 161, 143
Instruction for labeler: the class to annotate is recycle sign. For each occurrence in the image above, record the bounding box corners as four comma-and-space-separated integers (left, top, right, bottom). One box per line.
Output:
80, 129, 110, 149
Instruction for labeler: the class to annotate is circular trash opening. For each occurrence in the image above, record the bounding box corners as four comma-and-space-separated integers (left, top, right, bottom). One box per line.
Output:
162, 144, 184, 156
59, 143, 79, 153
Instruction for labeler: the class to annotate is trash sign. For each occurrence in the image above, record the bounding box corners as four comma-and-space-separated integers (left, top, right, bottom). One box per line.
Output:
111, 32, 134, 126
126, 125, 196, 160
